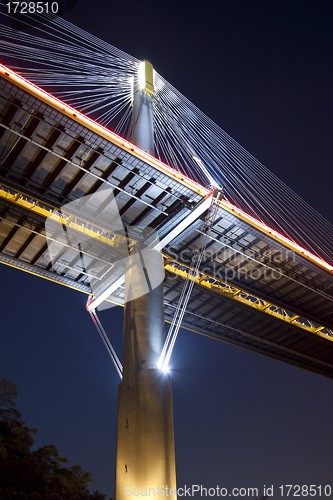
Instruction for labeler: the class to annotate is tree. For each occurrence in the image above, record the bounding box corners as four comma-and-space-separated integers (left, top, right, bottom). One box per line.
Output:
0, 380, 111, 499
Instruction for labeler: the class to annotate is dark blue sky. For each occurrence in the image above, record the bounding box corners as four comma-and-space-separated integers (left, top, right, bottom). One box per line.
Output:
1, 1, 333, 498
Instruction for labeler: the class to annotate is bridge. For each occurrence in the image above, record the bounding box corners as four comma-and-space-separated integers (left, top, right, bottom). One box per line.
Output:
1, 14, 333, 500
1, 63, 332, 372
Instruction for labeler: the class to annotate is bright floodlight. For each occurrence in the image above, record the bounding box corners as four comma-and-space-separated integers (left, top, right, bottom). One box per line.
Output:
138, 61, 146, 90
137, 60, 155, 93
158, 357, 169, 373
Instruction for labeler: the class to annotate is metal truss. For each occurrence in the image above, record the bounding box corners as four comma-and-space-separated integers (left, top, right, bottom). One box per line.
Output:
163, 256, 333, 342
1, 180, 333, 341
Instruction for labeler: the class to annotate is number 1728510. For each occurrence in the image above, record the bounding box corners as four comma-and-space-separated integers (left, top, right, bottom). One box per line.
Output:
6, 2, 59, 14
279, 485, 332, 497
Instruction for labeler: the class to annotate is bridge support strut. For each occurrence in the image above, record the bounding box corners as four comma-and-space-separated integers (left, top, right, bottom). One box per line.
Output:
115, 61, 177, 499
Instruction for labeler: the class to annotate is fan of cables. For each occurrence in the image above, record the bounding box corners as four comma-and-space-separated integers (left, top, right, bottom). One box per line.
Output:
0, 4, 332, 265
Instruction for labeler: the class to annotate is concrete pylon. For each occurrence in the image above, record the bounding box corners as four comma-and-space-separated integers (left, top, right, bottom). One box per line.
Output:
115, 61, 177, 499
131, 60, 155, 154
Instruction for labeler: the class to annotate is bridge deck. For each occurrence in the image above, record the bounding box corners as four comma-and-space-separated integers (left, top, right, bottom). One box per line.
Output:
1, 65, 333, 378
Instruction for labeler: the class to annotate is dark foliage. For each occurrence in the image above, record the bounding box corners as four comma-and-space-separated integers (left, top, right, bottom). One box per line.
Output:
0, 488, 107, 499
0, 380, 111, 500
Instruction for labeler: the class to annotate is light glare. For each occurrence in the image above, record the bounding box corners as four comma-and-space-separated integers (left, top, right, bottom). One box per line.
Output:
138, 61, 146, 90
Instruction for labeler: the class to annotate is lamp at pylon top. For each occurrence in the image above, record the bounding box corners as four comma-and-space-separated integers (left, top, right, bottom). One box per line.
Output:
132, 60, 155, 155
138, 60, 155, 94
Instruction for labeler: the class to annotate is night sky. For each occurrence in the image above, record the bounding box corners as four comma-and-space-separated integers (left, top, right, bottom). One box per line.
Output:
1, 1, 333, 498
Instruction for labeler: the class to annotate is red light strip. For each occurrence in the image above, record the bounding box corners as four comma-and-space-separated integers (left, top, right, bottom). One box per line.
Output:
219, 199, 333, 274
0, 63, 207, 197
1, 63, 332, 275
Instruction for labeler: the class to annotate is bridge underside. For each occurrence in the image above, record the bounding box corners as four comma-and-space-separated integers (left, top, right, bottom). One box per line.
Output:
1, 72, 333, 378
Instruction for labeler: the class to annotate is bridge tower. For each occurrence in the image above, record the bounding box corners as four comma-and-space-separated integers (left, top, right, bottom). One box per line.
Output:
115, 61, 177, 499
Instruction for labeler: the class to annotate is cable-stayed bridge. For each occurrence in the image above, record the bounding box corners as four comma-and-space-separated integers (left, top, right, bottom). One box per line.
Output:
1, 13, 333, 265
1, 12, 333, 499
1, 63, 333, 376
